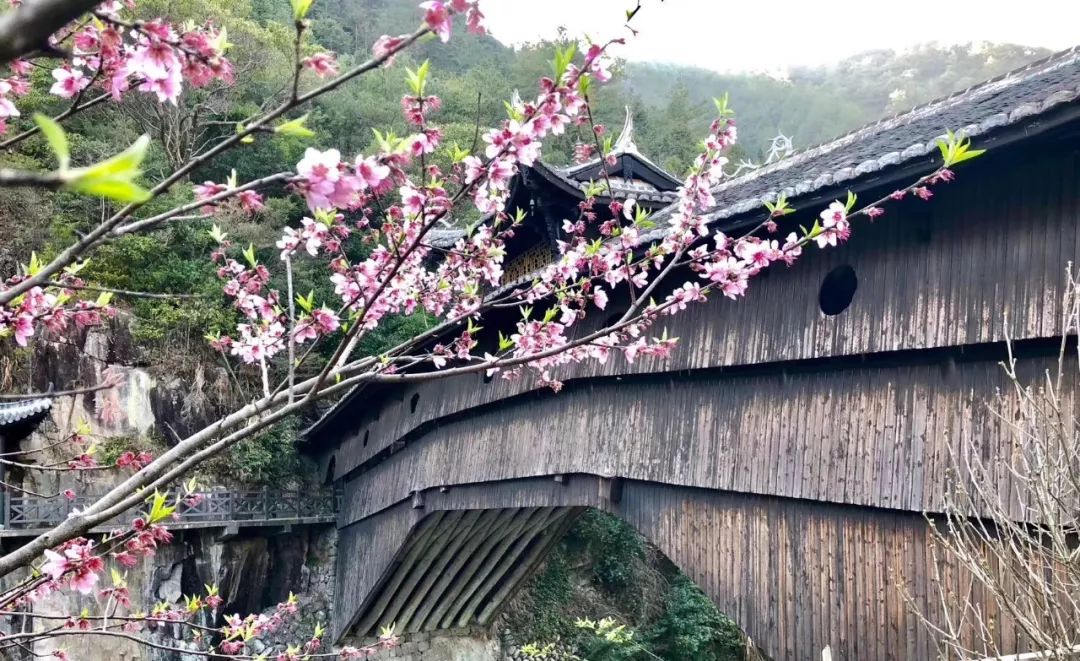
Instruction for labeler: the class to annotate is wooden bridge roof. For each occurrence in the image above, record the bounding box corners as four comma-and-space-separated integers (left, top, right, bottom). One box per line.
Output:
644, 44, 1080, 238
306, 45, 1080, 447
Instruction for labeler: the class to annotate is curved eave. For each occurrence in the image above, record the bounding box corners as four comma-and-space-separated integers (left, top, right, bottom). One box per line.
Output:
528, 161, 676, 206
562, 151, 682, 192
642, 45, 1080, 241
0, 398, 52, 442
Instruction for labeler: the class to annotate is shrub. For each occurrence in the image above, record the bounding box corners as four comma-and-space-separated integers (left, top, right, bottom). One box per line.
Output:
647, 576, 745, 661
566, 510, 645, 592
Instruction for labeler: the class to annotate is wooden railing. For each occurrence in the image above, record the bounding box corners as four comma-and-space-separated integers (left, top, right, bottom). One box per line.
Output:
0, 488, 338, 534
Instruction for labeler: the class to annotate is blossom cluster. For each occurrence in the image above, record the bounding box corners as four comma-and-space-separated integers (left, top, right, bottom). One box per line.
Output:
0, 3, 232, 135
420, 0, 485, 42
0, 276, 111, 347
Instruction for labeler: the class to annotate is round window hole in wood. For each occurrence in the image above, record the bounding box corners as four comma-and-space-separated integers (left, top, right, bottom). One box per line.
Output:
819, 264, 857, 316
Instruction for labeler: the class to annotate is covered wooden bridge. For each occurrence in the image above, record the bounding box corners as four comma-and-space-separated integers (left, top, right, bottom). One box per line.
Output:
306, 47, 1080, 659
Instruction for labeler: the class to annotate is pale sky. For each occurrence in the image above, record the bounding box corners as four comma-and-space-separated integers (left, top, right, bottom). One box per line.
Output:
484, 1, 1080, 74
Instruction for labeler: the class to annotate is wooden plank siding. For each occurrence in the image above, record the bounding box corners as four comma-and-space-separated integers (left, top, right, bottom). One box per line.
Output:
325, 147, 1080, 481
338, 351, 1075, 526
334, 478, 1013, 660
613, 482, 1007, 661
318, 119, 1080, 659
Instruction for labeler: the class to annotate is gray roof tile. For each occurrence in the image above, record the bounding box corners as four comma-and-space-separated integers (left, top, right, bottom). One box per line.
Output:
0, 399, 51, 428
642, 45, 1080, 239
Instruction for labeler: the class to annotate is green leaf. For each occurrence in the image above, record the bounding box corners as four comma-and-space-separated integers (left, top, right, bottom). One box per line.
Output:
937, 130, 985, 167
242, 243, 258, 268
503, 99, 523, 122
208, 224, 228, 243
275, 114, 316, 139
405, 60, 430, 96
147, 490, 177, 524
290, 0, 313, 20
34, 113, 69, 171
845, 191, 857, 213
577, 71, 591, 97
25, 251, 41, 276
498, 331, 514, 351
713, 93, 733, 118
69, 178, 151, 203
94, 291, 113, 307
82, 134, 149, 180
296, 290, 314, 313
552, 43, 577, 83
63, 259, 90, 276
212, 25, 231, 54
66, 135, 152, 203
446, 142, 471, 164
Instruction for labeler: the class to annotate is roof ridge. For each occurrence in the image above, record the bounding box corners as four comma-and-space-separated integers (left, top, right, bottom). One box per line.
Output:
703, 44, 1080, 199
0, 397, 50, 409
749, 44, 1080, 176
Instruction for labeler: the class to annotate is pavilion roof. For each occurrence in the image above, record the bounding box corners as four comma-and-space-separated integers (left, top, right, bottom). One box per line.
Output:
0, 398, 51, 429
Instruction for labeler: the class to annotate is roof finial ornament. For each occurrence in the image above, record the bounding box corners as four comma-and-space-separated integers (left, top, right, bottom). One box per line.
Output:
764, 131, 795, 164
613, 105, 638, 154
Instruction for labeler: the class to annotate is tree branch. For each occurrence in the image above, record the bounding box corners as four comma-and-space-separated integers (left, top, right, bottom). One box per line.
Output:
0, 0, 99, 65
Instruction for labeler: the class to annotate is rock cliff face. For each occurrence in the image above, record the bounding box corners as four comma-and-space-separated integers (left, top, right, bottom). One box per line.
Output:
3, 316, 233, 497
0, 524, 337, 661
0, 316, 334, 660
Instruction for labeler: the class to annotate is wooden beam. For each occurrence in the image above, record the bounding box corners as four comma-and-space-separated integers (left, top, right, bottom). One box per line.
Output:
476, 508, 580, 625
453, 508, 562, 629
349, 511, 447, 637
373, 510, 467, 633
437, 507, 548, 629
395, 509, 490, 633
407, 508, 516, 632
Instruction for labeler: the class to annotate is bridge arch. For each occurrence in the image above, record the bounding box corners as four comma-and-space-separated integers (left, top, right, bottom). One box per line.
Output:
331, 475, 978, 660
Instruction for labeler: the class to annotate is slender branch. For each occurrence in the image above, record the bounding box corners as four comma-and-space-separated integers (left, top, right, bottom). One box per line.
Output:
0, 169, 64, 188
111, 171, 294, 236
0, 91, 111, 151
0, 0, 100, 65
0, 381, 117, 400
285, 255, 296, 404
45, 282, 207, 300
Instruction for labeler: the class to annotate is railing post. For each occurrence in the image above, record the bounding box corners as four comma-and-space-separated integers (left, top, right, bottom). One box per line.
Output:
0, 489, 7, 529
263, 486, 269, 521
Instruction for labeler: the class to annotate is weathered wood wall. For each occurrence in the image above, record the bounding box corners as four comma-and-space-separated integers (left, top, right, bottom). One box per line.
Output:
338, 351, 1073, 526
324, 145, 1080, 481
336, 477, 1023, 660
616, 482, 1016, 661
